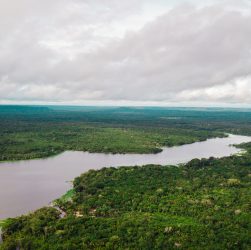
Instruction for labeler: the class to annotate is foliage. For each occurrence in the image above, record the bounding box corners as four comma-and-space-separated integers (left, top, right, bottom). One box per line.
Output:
0, 106, 227, 161
1, 105, 251, 249
1, 150, 251, 249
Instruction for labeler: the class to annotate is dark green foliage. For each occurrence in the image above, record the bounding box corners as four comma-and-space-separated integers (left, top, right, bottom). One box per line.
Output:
2, 151, 251, 249
0, 106, 226, 161
1, 105, 251, 249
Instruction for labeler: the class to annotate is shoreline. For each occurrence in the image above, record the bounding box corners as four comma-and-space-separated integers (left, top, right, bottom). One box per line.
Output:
0, 133, 228, 163
0, 133, 250, 221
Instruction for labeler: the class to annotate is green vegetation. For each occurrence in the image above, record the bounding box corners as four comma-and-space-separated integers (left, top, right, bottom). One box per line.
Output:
0, 105, 229, 161
1, 148, 251, 249
57, 189, 75, 203
1, 105, 251, 249
0, 124, 221, 161
0, 220, 6, 228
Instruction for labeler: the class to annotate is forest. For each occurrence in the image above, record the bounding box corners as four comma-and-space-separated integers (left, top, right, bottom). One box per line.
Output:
1, 145, 251, 249
0, 105, 251, 249
2, 105, 251, 161
0, 105, 230, 161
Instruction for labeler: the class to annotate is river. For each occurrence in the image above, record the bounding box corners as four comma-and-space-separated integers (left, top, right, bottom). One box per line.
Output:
0, 134, 251, 219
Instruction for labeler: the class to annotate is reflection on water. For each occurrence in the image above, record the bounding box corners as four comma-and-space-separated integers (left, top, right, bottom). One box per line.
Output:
0, 134, 251, 219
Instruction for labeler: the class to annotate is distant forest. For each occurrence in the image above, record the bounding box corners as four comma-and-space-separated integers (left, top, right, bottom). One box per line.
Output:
1, 105, 251, 161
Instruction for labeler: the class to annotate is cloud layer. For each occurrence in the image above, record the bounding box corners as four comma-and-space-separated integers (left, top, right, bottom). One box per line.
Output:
0, 0, 251, 106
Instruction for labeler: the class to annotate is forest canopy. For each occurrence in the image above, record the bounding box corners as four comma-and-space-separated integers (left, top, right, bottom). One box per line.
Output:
1, 148, 251, 249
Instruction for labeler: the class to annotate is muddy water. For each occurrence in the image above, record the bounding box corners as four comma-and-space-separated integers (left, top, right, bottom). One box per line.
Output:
0, 134, 250, 219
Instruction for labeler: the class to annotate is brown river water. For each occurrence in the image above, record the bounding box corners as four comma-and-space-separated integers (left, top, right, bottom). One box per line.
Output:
0, 134, 251, 219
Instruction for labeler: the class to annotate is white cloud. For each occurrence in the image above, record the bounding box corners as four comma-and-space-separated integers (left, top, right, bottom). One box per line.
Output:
177, 77, 251, 103
0, 0, 251, 106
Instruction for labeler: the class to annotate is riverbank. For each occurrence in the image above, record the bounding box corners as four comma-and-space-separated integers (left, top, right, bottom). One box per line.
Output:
0, 126, 223, 162
2, 106, 233, 162
1, 149, 251, 249
0, 220, 6, 244
0, 133, 226, 164
0, 134, 250, 220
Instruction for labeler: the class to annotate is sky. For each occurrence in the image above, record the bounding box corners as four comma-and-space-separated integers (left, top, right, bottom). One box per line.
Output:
0, 0, 251, 107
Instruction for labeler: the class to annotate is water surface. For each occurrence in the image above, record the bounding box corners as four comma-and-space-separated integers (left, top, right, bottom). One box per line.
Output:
0, 134, 250, 219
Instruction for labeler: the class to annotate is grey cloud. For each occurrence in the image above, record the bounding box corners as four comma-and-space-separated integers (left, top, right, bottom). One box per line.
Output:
0, 1, 251, 105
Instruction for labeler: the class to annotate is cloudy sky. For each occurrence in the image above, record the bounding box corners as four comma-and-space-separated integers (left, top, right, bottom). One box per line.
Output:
1, 0, 251, 106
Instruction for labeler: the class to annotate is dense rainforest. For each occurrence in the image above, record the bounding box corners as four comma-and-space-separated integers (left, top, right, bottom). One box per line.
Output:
1, 106, 251, 249
1, 145, 251, 249
1, 105, 251, 161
